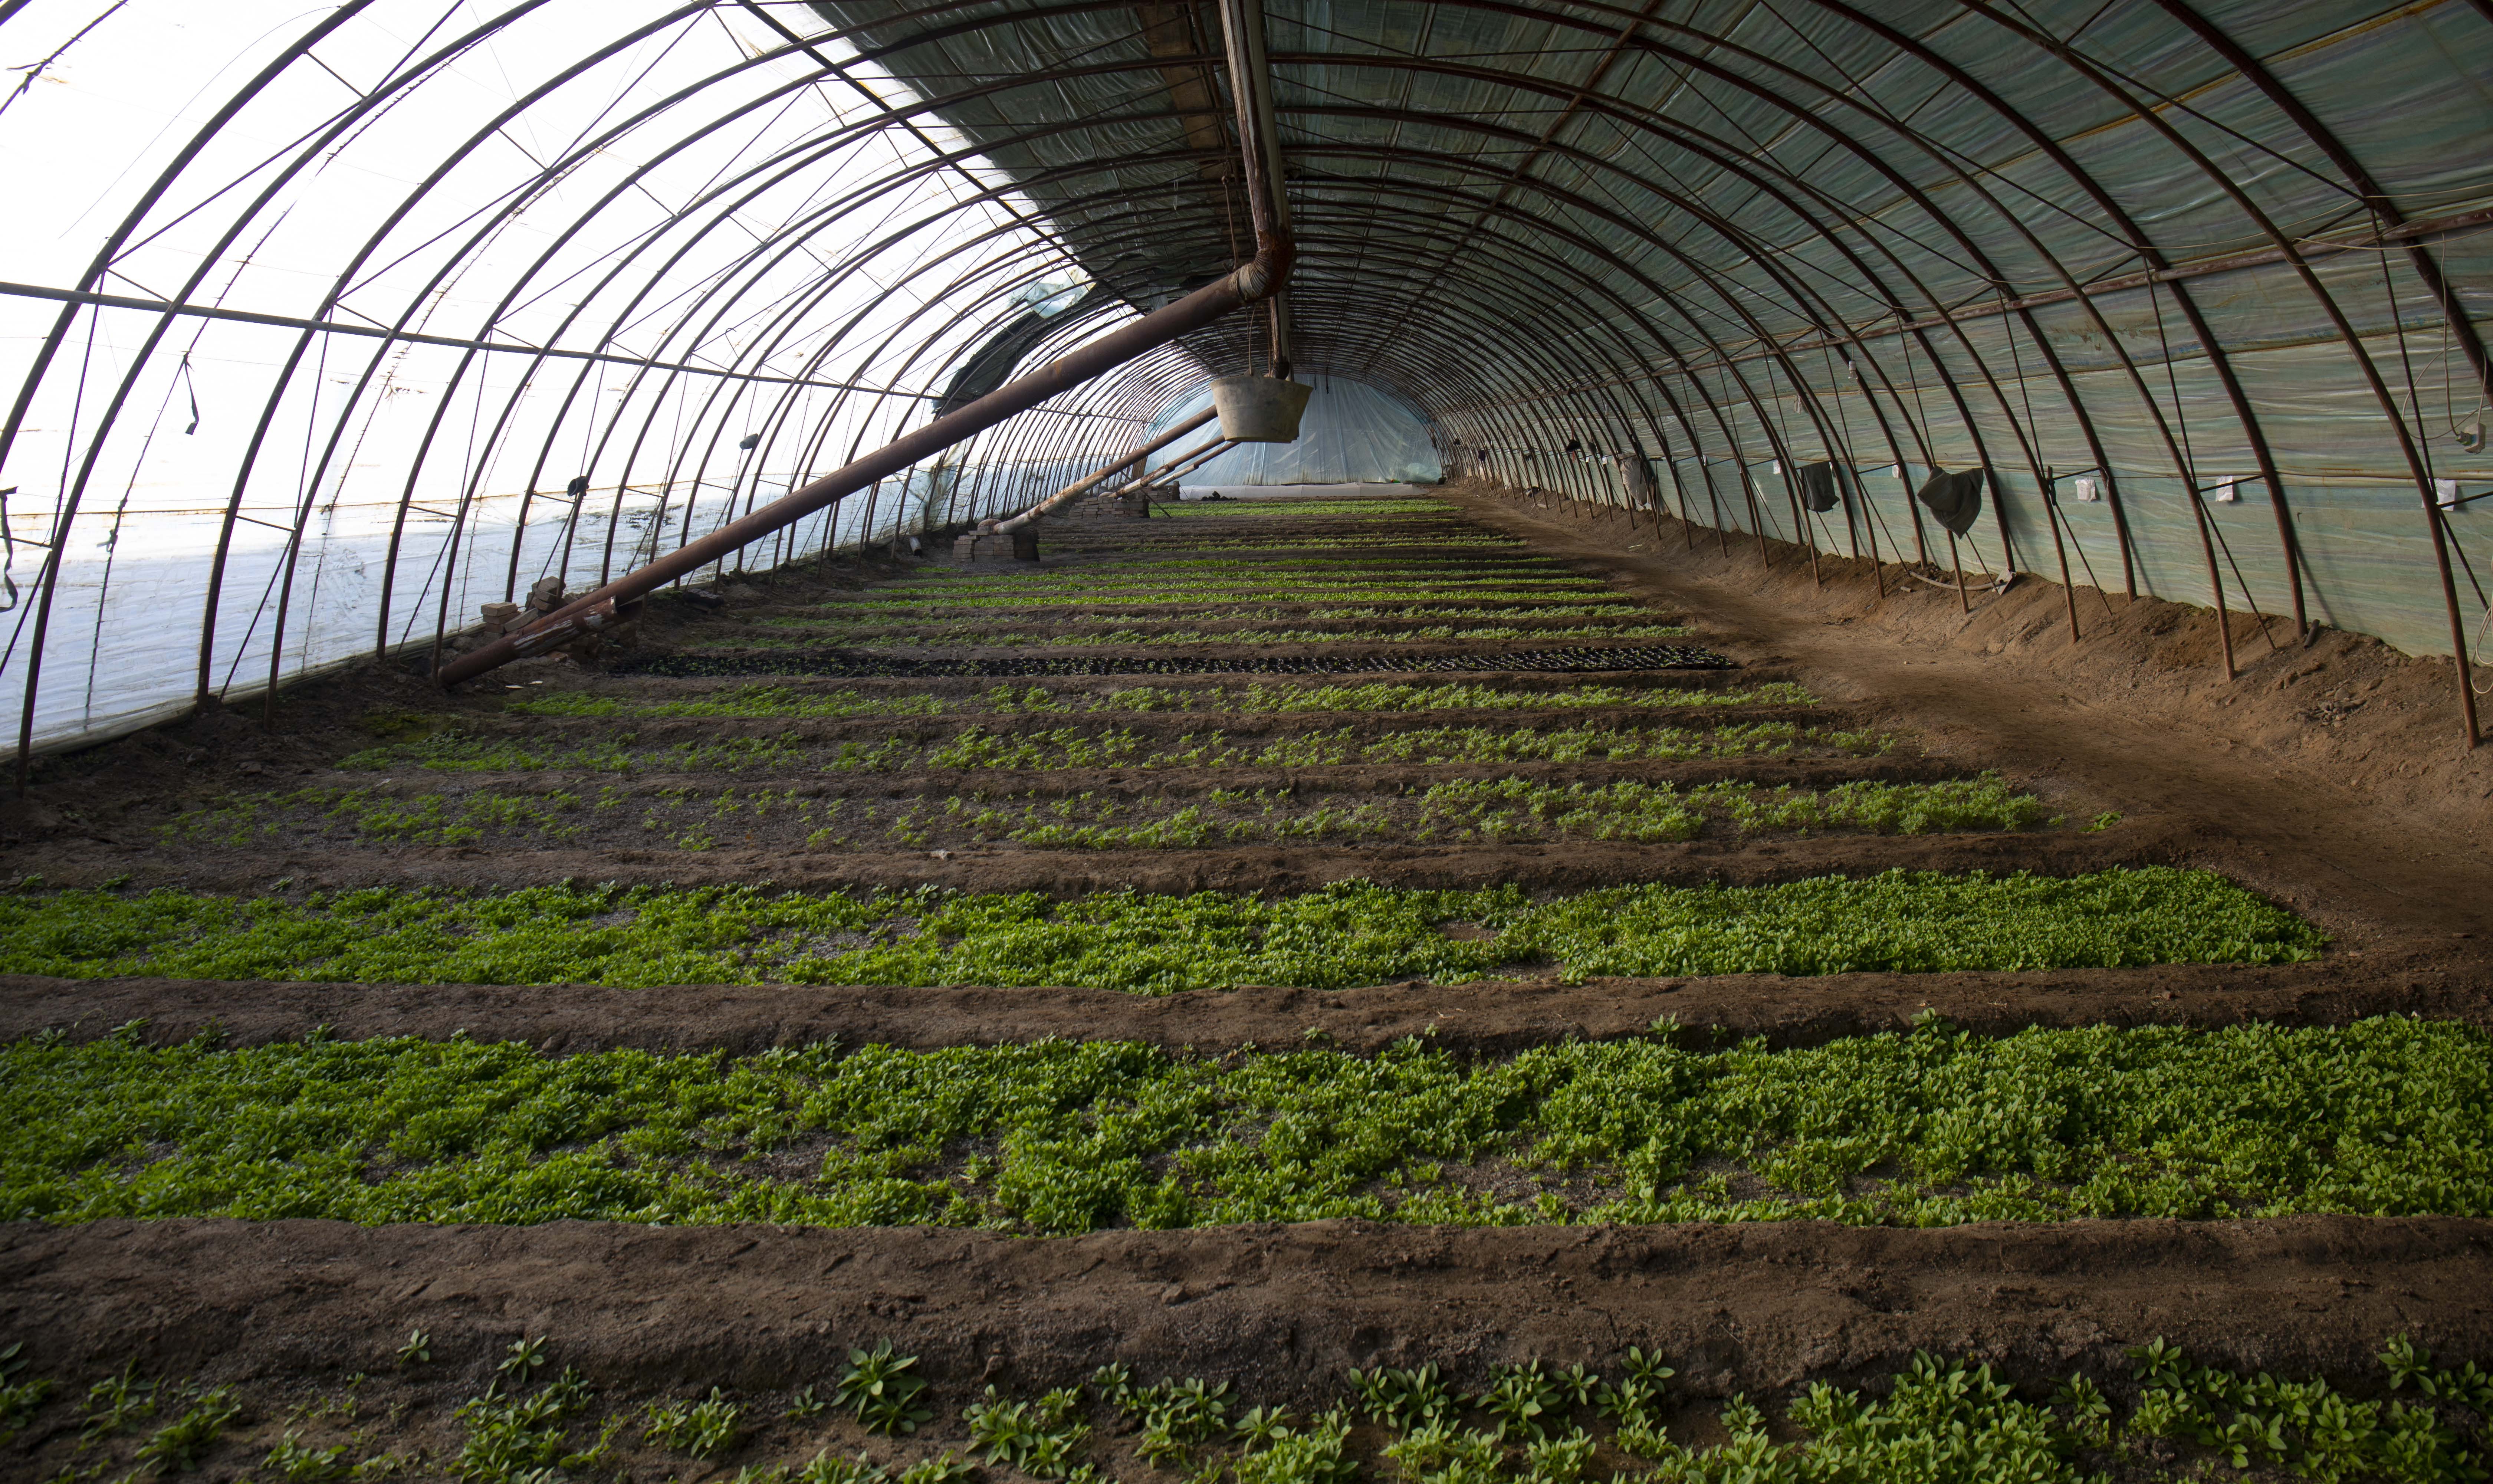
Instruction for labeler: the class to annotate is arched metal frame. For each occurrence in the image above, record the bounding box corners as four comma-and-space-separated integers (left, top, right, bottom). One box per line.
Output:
0, 0, 2488, 769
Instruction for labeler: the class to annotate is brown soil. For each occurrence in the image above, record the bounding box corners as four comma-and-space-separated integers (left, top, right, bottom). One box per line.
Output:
17, 821, 2192, 897
1445, 480, 2493, 945
4, 943, 2477, 1057
6, 1217, 2487, 1401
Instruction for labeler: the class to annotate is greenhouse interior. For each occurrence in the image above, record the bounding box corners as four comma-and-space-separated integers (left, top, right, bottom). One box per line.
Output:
2, 1, 2492, 1480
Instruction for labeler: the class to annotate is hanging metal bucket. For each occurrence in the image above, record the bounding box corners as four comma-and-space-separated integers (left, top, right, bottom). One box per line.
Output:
1208, 374, 1313, 442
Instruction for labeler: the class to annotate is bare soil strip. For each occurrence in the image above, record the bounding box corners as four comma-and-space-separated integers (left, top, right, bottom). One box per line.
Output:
5, 945, 2477, 1056
6, 1217, 2487, 1400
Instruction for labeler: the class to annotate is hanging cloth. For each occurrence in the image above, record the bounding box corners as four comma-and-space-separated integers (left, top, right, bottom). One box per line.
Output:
1916, 467, 1987, 535
1796, 461, 1840, 513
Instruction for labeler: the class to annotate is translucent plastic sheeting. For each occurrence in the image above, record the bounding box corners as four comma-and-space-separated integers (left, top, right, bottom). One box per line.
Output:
0, 0, 1166, 758
1140, 377, 1441, 485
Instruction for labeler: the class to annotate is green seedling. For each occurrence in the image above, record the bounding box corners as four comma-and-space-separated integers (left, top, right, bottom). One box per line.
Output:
644, 1387, 743, 1458
261, 1430, 351, 1481
394, 1329, 430, 1366
83, 1362, 156, 1437
134, 1386, 241, 1474
837, 1341, 934, 1435
0, 1341, 49, 1444
783, 1384, 828, 1419
967, 1384, 1091, 1478
1474, 1364, 1565, 1440
454, 1371, 592, 1481
1349, 1365, 1458, 1432
495, 1337, 546, 1382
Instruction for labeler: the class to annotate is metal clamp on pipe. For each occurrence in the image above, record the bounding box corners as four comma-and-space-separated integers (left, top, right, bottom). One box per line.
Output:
431, 0, 1293, 690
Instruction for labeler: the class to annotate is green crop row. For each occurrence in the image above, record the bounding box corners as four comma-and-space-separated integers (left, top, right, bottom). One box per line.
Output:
495, 680, 1814, 723
152, 775, 2044, 851
332, 721, 1881, 777
880, 576, 1610, 601
968, 775, 2046, 851
6, 1014, 2469, 1232
968, 680, 1819, 713
727, 624, 1692, 651
919, 721, 1884, 771
502, 687, 947, 720
781, 601, 1650, 623
338, 732, 814, 774
0, 870, 2320, 991
8, 1333, 2490, 1484
1152, 497, 1451, 516
805, 594, 1640, 617
1061, 534, 1524, 553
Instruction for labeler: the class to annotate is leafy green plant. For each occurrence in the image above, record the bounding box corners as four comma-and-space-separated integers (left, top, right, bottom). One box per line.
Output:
134, 1386, 240, 1474
0, 1342, 49, 1445
644, 1387, 744, 1458
261, 1430, 352, 1481
966, 1384, 1090, 1477
453, 1372, 592, 1481
495, 1337, 546, 1383
1474, 1363, 1566, 1440
1592, 1349, 1672, 1429
1234, 1409, 1358, 1484
1380, 1419, 1508, 1484
784, 1384, 828, 1419
837, 1341, 935, 1434
1350, 1365, 1458, 1432
83, 1362, 156, 1437
1128, 1377, 1230, 1467
394, 1329, 430, 1366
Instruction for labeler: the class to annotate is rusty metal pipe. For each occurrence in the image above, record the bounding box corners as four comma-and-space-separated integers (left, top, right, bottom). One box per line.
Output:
1138, 436, 1237, 490
991, 408, 1217, 532
434, 0, 1293, 689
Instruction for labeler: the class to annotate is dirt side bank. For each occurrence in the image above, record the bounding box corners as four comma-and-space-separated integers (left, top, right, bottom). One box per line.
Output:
1446, 482, 2493, 941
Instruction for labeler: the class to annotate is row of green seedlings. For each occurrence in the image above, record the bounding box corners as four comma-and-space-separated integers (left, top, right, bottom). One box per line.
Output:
27, 1008, 2441, 1232
16, 1329, 2487, 1484
795, 593, 1635, 617
800, 594, 1640, 618
876, 574, 1610, 601
722, 623, 1692, 652
753, 612, 1673, 638
498, 680, 1817, 722
159, 775, 2043, 852
1147, 496, 1453, 516
1091, 534, 1524, 554
0, 868, 2287, 995
0, 1331, 962, 1483
769, 605, 1658, 628
972, 1340, 2493, 1484
336, 720, 1882, 776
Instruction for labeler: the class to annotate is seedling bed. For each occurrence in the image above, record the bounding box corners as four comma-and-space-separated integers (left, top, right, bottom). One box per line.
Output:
7, 489, 2480, 1481
612, 644, 1738, 679
10, 1218, 2491, 1484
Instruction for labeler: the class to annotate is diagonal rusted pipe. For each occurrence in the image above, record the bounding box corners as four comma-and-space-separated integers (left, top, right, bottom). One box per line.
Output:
435, 0, 1293, 688
991, 407, 1218, 532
